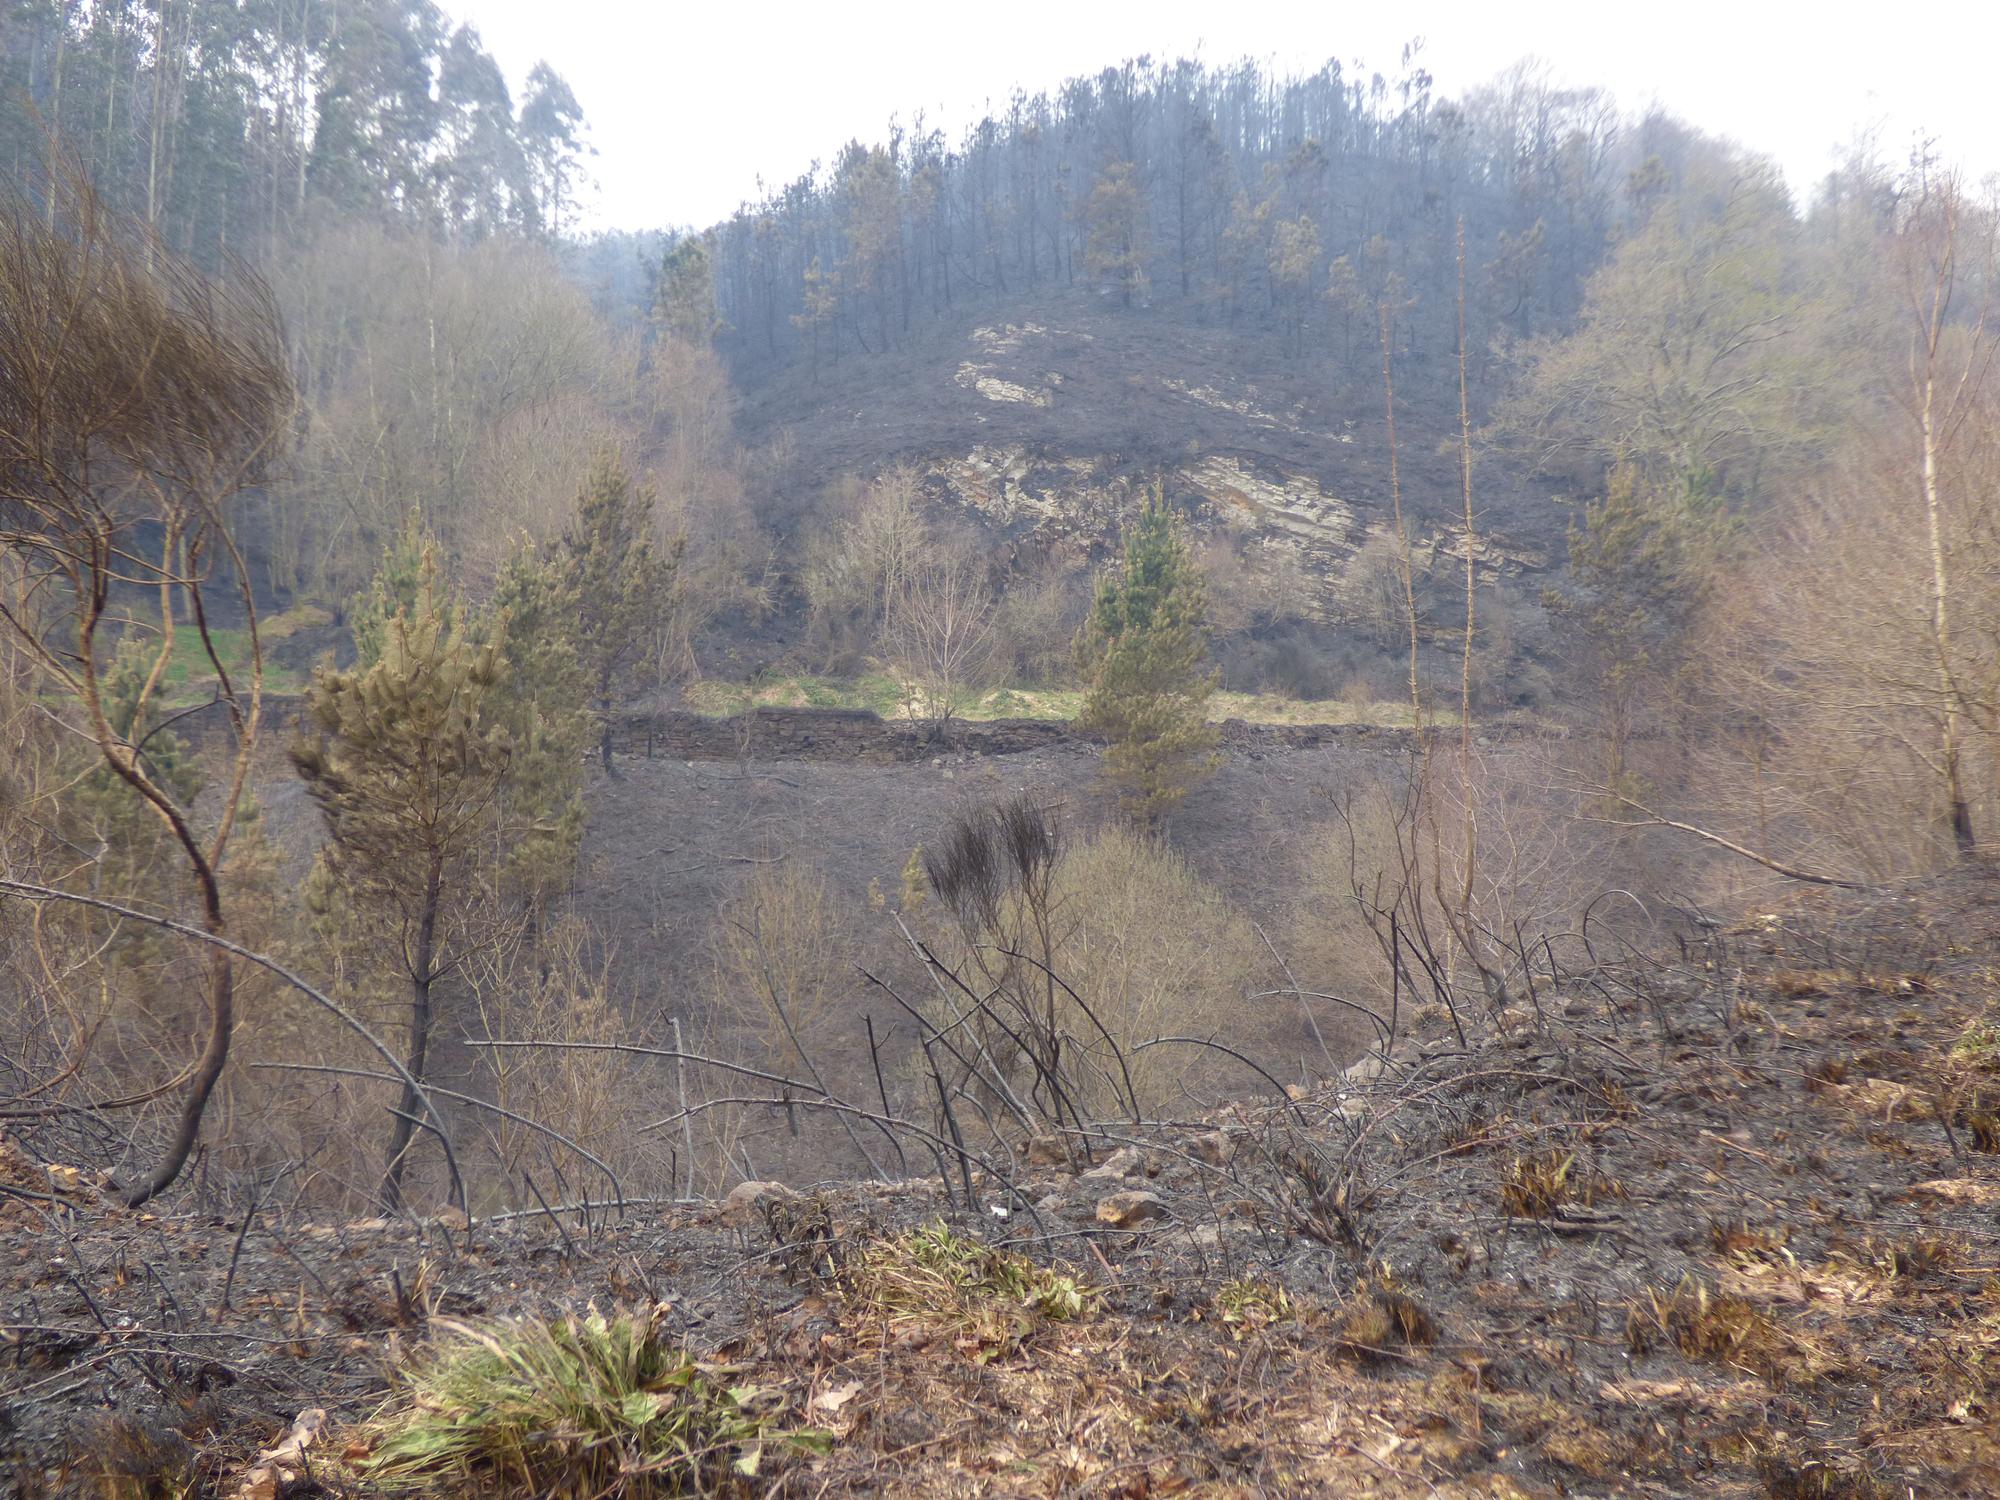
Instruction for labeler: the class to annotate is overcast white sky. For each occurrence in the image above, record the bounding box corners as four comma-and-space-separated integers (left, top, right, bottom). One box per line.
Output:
454, 0, 2000, 232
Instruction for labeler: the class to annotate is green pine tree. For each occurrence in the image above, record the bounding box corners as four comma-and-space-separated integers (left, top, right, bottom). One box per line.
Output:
293, 545, 542, 1209
1075, 487, 1221, 821
348, 510, 431, 668
562, 454, 681, 775
346, 516, 593, 906
654, 233, 721, 347
488, 534, 592, 901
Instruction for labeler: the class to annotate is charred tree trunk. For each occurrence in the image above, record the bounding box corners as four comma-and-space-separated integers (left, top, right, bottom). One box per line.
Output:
382, 862, 442, 1209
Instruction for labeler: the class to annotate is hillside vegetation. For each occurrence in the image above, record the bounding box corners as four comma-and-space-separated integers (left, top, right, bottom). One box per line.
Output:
3, 10, 2000, 1498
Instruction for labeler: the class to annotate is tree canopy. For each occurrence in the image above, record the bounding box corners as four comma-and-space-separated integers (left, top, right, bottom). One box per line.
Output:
1075, 488, 1220, 821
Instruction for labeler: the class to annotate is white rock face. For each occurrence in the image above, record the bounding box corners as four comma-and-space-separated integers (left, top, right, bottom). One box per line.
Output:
923, 321, 1549, 621
1182, 455, 1356, 548
1161, 377, 1304, 433
955, 364, 1053, 407
928, 443, 1547, 626
952, 324, 1084, 408
936, 445, 1109, 533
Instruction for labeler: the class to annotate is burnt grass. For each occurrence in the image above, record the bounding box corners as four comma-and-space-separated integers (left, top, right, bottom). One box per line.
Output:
8, 866, 2000, 1497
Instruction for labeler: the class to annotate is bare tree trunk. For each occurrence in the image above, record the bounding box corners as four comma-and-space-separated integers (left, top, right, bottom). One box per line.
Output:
46, 10, 68, 228
1921, 368, 1975, 853
1455, 219, 1478, 918
69, 535, 255, 1210
296, 0, 314, 217
145, 1, 166, 235
1377, 300, 1421, 722
383, 864, 442, 1208
599, 679, 619, 777
671, 1016, 695, 1197
1, 169, 290, 1208
124, 879, 233, 1206
1903, 173, 1991, 855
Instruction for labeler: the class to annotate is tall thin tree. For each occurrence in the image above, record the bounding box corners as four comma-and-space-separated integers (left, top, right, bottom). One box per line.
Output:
1896, 166, 1996, 854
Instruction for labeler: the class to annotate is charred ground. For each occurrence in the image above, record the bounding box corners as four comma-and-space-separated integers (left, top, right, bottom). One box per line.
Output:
8, 866, 1999, 1497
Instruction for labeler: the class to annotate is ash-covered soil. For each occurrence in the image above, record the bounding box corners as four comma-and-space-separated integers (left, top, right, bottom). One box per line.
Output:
575, 730, 1410, 1017
8, 866, 2000, 1497
559, 734, 1408, 1187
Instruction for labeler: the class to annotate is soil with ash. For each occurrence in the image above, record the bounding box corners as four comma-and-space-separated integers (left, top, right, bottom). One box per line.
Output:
575, 729, 1413, 1001
7, 867, 2000, 1497
568, 733, 1408, 1188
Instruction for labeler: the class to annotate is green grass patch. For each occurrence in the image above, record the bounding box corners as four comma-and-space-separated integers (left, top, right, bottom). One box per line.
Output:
359, 1308, 826, 1495
682, 671, 905, 718
128, 603, 328, 705
1207, 689, 1444, 727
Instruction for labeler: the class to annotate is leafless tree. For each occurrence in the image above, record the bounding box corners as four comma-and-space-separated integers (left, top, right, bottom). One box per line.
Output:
0, 166, 293, 1205
890, 557, 997, 741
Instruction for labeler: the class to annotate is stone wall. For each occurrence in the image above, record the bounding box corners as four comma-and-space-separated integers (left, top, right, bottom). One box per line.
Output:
611, 706, 1072, 764
612, 705, 1448, 765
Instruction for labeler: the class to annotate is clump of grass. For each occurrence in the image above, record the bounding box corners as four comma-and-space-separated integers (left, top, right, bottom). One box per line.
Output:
1335, 1277, 1436, 1364
1804, 1055, 1850, 1091
1472, 1392, 1624, 1488
360, 1307, 821, 1496
1498, 1148, 1619, 1220
1627, 1277, 1837, 1388
79, 1413, 211, 1500
1969, 1108, 2000, 1152
1710, 1221, 1795, 1270
261, 601, 334, 641
1834, 1232, 1956, 1287
1756, 1446, 1901, 1500
762, 1192, 842, 1284
842, 1221, 1091, 1355
1541, 1422, 1621, 1478
1592, 1079, 1638, 1117
1950, 1017, 2000, 1072
1474, 1390, 1620, 1479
